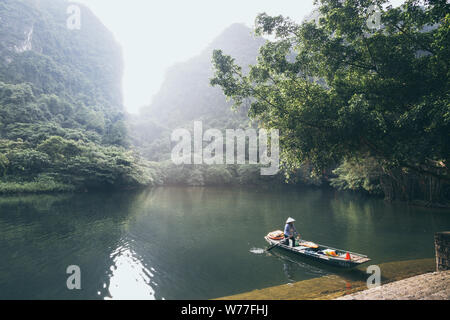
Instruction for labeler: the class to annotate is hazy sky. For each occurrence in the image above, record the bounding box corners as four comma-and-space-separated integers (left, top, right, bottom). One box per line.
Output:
74, 0, 404, 114
74, 0, 317, 113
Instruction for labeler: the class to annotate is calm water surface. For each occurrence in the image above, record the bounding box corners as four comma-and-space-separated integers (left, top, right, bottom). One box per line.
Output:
0, 186, 449, 300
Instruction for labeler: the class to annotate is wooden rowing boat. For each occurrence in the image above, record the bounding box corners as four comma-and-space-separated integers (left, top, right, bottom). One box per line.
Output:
264, 235, 371, 269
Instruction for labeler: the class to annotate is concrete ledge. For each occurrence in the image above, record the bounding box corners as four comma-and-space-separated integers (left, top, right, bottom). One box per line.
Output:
435, 231, 450, 271
337, 271, 450, 300
216, 259, 435, 300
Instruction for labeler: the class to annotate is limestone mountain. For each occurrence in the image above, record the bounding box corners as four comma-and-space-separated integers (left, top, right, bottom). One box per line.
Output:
131, 23, 267, 161
0, 0, 152, 192
0, 0, 123, 110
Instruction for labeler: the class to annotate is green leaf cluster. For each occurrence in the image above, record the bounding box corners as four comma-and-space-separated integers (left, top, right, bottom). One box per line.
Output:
211, 0, 450, 202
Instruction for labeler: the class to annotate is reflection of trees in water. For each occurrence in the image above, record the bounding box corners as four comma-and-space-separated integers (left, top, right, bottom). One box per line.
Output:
328, 191, 450, 263
0, 190, 149, 299
1, 187, 446, 299
0, 194, 73, 214
327, 192, 393, 252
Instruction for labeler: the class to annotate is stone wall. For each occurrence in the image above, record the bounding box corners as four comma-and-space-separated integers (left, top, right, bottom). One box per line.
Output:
435, 232, 450, 271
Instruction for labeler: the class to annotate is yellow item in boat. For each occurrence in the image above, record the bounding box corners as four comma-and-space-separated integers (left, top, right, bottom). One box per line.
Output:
298, 241, 319, 249
323, 249, 338, 257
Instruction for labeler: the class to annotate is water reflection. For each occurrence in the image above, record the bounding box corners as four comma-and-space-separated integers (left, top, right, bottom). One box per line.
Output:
106, 242, 156, 300
0, 186, 449, 300
268, 249, 329, 280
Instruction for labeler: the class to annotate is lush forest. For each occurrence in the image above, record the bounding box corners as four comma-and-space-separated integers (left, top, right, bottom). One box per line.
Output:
0, 0, 154, 193
1, 0, 449, 206
211, 0, 450, 205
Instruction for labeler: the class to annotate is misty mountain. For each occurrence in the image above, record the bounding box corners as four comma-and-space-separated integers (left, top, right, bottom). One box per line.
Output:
0, 0, 152, 192
131, 23, 267, 161
0, 0, 123, 110
144, 23, 265, 125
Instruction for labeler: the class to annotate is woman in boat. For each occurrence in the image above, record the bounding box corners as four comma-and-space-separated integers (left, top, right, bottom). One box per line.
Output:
284, 217, 300, 247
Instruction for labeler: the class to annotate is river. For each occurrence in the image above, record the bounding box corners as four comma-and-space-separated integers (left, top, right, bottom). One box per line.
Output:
0, 186, 449, 300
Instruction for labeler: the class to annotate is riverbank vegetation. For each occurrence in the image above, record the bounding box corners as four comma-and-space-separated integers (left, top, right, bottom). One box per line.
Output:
1, 0, 449, 206
211, 0, 450, 205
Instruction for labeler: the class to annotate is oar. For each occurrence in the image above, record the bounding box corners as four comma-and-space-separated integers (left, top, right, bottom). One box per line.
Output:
267, 235, 292, 251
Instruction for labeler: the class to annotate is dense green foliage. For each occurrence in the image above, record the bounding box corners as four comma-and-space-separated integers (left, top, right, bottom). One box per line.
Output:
330, 156, 384, 196
3, 0, 447, 200
0, 0, 152, 193
211, 0, 450, 203
153, 162, 285, 186
0, 83, 153, 192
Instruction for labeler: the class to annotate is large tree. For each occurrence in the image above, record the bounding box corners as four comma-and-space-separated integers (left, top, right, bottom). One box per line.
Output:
211, 0, 449, 202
